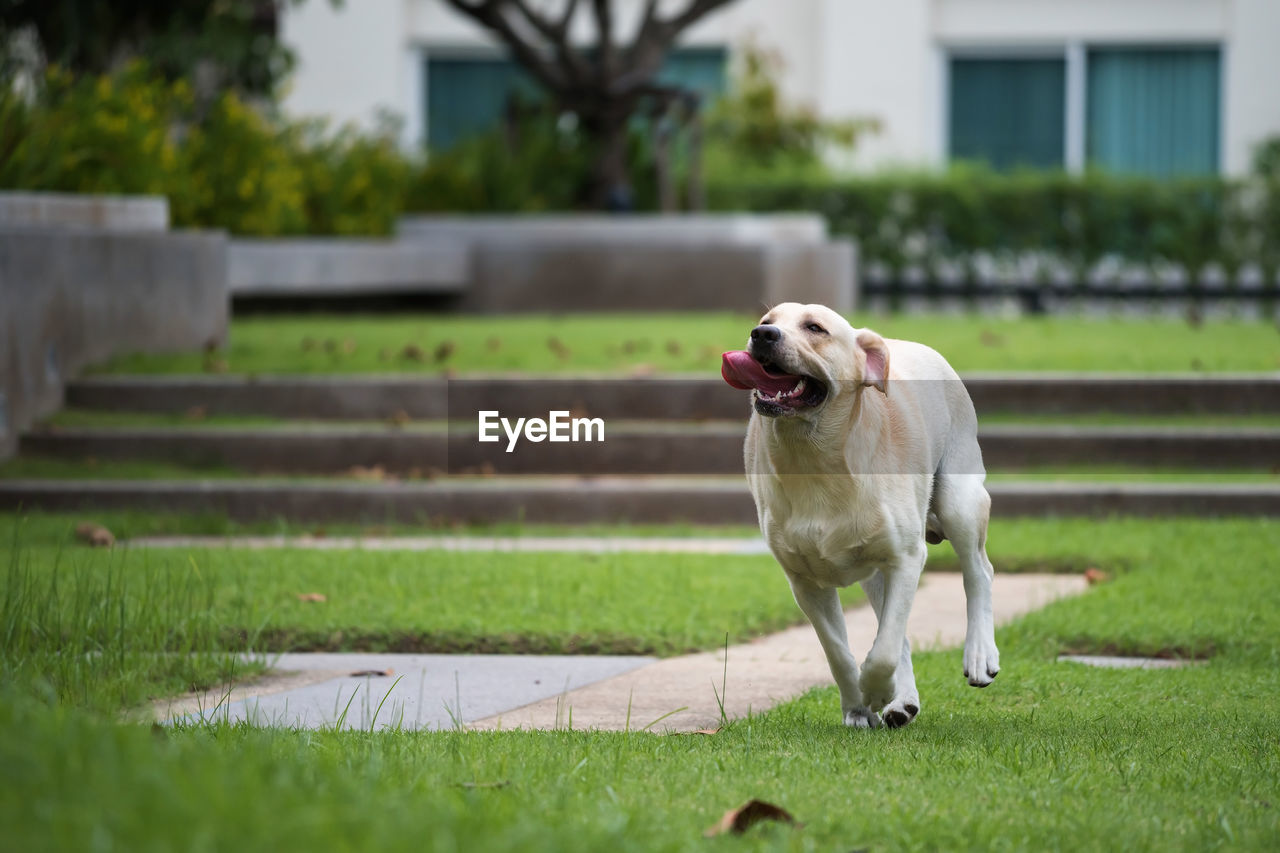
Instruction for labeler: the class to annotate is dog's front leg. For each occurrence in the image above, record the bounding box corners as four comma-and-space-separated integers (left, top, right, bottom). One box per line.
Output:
860, 545, 926, 713
787, 574, 880, 729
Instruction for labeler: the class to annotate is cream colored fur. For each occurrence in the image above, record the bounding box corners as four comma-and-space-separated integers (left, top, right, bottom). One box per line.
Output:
741, 302, 999, 729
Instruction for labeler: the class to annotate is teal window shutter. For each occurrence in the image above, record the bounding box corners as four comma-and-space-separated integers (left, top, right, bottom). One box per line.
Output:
426, 49, 726, 150
657, 47, 728, 102
949, 57, 1066, 170
1086, 47, 1220, 177
425, 57, 540, 150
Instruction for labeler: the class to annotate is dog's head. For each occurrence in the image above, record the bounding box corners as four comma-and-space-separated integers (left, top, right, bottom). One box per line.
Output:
722, 302, 889, 419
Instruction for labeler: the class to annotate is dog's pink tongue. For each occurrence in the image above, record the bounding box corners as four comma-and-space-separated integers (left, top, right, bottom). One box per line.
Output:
721, 351, 801, 395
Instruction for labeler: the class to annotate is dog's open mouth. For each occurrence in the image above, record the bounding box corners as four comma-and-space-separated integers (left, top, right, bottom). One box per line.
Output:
721, 351, 829, 416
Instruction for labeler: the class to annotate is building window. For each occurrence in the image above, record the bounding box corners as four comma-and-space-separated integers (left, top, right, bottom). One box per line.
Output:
949, 57, 1066, 170
946, 45, 1221, 177
425, 48, 728, 151
1086, 47, 1220, 177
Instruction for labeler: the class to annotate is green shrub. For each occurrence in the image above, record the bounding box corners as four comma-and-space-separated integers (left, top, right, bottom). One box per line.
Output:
0, 62, 184, 196
709, 167, 1272, 289
1, 64, 413, 236
170, 92, 308, 235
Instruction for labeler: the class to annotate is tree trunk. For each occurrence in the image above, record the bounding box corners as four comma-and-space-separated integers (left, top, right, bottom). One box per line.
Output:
584, 114, 633, 211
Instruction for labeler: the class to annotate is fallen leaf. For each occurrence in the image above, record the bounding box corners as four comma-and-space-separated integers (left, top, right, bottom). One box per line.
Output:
401, 343, 424, 362
704, 799, 798, 837
665, 340, 682, 356
74, 522, 115, 548
350, 669, 393, 677
296, 593, 327, 603
629, 363, 655, 377
347, 465, 387, 481
184, 405, 208, 422
388, 410, 411, 427
342, 338, 357, 355
434, 341, 456, 363
1084, 567, 1111, 585
979, 329, 1005, 348
547, 337, 571, 360
485, 337, 503, 352
203, 358, 229, 374
301, 337, 317, 352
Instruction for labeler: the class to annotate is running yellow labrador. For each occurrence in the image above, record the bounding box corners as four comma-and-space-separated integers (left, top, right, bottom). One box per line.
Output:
722, 303, 999, 729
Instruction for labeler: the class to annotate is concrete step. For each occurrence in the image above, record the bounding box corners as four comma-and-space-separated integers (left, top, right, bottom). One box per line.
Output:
1, 478, 1277, 523
19, 424, 1280, 474
65, 373, 1280, 420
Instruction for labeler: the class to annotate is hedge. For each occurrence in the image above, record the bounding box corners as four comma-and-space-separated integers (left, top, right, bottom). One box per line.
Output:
708, 167, 1280, 295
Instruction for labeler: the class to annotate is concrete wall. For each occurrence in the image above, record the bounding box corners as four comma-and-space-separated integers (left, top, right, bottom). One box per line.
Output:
0, 224, 228, 457
228, 238, 469, 296
398, 214, 856, 313
279, 0, 1280, 176
0, 191, 169, 231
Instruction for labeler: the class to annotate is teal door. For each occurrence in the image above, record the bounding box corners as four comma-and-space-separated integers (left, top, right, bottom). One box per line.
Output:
949, 57, 1066, 170
426, 48, 727, 150
1086, 47, 1221, 177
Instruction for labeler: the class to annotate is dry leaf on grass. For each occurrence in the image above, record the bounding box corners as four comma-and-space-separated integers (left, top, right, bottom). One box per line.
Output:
434, 341, 456, 363
349, 669, 393, 677
74, 522, 115, 548
1084, 567, 1111, 585
704, 799, 798, 837
387, 410, 411, 427
296, 593, 327, 603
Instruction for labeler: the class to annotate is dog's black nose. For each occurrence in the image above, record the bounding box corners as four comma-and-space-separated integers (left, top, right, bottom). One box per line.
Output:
751, 325, 781, 344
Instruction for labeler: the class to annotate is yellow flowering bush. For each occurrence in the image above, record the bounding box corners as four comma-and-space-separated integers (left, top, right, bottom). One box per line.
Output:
0, 64, 413, 236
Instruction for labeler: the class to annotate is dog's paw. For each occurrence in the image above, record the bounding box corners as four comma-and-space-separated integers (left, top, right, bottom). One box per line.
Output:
859, 661, 896, 712
963, 637, 1001, 688
843, 707, 882, 729
881, 698, 920, 729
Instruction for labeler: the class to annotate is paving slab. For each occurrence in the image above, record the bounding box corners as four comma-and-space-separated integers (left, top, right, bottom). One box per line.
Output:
162, 653, 657, 731
470, 572, 1087, 733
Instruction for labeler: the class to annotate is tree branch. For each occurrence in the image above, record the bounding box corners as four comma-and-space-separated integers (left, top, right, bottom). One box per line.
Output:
509, 0, 589, 85
592, 0, 614, 82
441, 0, 566, 91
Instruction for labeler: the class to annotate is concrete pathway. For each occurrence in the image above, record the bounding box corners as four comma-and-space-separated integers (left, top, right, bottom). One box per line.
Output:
160, 572, 1085, 732
471, 572, 1085, 732
163, 653, 657, 731
132, 534, 770, 555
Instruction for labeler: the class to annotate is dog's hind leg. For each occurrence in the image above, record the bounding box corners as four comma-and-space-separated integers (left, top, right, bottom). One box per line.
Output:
861, 570, 921, 728
787, 574, 880, 729
933, 471, 1000, 687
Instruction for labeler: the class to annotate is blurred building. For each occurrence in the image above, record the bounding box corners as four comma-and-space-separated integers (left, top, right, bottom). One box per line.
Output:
281, 0, 1280, 177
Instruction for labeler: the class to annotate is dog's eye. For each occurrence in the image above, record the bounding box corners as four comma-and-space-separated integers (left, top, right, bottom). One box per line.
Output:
805, 323, 827, 334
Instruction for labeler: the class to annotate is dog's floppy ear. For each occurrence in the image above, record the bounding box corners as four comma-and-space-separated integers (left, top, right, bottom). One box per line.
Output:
857, 330, 889, 396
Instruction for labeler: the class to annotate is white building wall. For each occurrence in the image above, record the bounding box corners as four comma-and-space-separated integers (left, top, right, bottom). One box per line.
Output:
1224, 0, 1280, 174
279, 0, 407, 130
279, 0, 1280, 175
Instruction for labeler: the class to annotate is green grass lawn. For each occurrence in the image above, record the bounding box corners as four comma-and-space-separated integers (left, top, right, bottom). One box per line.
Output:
2, 517, 1277, 851
0, 513, 857, 663
94, 312, 1280, 375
